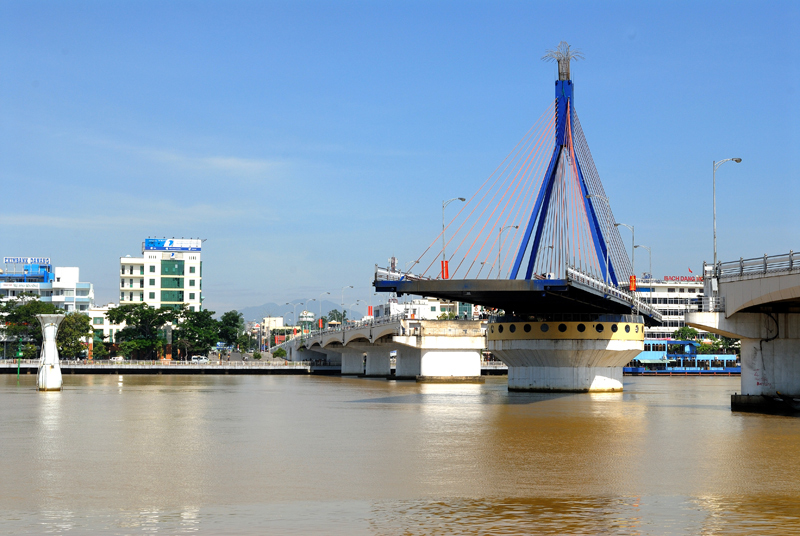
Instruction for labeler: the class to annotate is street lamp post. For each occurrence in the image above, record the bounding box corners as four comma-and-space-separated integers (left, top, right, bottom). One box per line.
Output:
442, 197, 466, 278
713, 158, 742, 291
318, 291, 330, 332
341, 285, 353, 329
497, 225, 519, 279
586, 194, 611, 287
634, 244, 651, 317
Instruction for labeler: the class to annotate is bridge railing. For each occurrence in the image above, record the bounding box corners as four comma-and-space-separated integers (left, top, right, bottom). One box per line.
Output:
566, 266, 663, 322
715, 250, 799, 279
697, 296, 726, 312
375, 265, 430, 282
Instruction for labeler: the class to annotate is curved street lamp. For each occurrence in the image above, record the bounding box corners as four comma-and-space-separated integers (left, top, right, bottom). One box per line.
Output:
713, 158, 743, 276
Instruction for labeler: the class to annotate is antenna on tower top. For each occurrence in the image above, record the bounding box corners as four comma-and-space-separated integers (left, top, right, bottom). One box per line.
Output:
542, 41, 584, 81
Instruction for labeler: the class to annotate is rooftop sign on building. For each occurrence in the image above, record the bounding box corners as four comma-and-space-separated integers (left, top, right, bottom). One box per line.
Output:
4, 257, 51, 264
143, 239, 202, 252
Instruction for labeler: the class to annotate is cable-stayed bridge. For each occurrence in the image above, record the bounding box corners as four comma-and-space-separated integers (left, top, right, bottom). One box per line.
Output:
373, 43, 654, 392
375, 42, 659, 326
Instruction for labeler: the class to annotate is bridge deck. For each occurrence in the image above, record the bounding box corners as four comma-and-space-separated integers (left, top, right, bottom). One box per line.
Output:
375, 277, 660, 326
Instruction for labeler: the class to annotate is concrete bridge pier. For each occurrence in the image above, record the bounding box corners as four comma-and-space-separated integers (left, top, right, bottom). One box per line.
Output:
687, 312, 800, 412
340, 350, 365, 376
395, 347, 422, 380
393, 321, 485, 383
487, 318, 644, 392
365, 349, 391, 378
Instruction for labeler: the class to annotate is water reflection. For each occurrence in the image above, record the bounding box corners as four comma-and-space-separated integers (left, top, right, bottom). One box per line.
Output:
2, 375, 800, 534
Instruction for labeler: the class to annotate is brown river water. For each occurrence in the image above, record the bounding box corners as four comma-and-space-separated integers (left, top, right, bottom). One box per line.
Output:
1, 374, 799, 535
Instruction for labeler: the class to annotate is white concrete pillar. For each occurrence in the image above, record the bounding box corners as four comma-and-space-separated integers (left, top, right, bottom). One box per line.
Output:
340, 351, 365, 375
395, 347, 422, 379
36, 314, 65, 392
487, 319, 644, 392
365, 350, 391, 377
419, 349, 482, 380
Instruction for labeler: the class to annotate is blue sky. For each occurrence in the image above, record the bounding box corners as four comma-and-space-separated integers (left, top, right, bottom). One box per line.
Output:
2, 1, 798, 314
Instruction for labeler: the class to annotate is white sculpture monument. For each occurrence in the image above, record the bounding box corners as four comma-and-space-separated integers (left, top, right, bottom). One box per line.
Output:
36, 314, 65, 391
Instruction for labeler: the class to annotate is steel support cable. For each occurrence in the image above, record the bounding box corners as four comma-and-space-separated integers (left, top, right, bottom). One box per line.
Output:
499, 164, 544, 278
479, 114, 556, 279
473, 115, 555, 280
570, 111, 621, 280
414, 109, 550, 278
443, 108, 552, 262
486, 113, 559, 279
501, 120, 557, 279
453, 111, 555, 278
445, 122, 543, 278
568, 109, 603, 277
423, 108, 552, 278
571, 107, 632, 279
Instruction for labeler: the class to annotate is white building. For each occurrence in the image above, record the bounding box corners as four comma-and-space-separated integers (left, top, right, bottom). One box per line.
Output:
635, 276, 705, 339
373, 298, 477, 321
119, 238, 203, 311
0, 257, 94, 312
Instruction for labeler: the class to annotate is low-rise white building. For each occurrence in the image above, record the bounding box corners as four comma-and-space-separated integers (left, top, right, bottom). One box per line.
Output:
0, 257, 94, 312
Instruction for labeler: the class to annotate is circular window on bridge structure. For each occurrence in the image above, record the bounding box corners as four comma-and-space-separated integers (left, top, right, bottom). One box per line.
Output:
577, 324, 586, 333
509, 324, 516, 333
611, 324, 618, 333
596, 324, 604, 333
558, 323, 567, 332
498, 325, 504, 333
625, 325, 631, 333
540, 323, 549, 332
524, 324, 531, 333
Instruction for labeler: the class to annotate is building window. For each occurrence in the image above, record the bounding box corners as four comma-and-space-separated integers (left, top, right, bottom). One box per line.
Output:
149, 292, 155, 299
190, 266, 196, 274
162, 277, 184, 289
93, 317, 104, 325
189, 293, 195, 300
161, 260, 185, 276
161, 290, 184, 302
150, 265, 155, 273
189, 280, 195, 287
149, 279, 155, 286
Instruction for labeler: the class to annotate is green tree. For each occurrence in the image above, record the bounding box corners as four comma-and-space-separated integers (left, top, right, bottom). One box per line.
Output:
57, 312, 93, 359
173, 309, 219, 359
92, 340, 110, 360
236, 333, 251, 352
22, 343, 39, 360
273, 347, 287, 358
106, 303, 179, 360
219, 310, 244, 346
1, 295, 59, 347
672, 326, 699, 340
326, 309, 347, 324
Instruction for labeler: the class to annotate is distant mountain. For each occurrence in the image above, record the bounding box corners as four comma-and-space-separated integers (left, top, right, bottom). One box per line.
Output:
237, 300, 366, 324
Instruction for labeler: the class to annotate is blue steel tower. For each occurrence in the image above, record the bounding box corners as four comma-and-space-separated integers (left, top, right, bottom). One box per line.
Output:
510, 42, 619, 285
